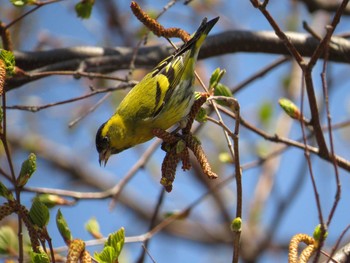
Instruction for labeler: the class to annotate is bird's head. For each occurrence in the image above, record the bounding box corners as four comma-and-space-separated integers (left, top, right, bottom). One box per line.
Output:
95, 122, 112, 166
95, 116, 130, 166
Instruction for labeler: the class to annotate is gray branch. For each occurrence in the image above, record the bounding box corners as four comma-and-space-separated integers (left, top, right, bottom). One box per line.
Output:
7, 30, 350, 90
321, 242, 350, 263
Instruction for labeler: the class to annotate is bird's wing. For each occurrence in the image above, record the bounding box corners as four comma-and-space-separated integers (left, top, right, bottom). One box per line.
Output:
117, 53, 188, 121
149, 54, 187, 118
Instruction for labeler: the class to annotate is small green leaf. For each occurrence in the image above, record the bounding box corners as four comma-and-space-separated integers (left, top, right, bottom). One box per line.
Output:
209, 68, 226, 90
75, 0, 95, 19
279, 98, 301, 120
94, 246, 117, 263
56, 209, 73, 244
313, 224, 328, 241
214, 83, 233, 106
259, 101, 273, 125
85, 217, 102, 239
214, 83, 232, 97
105, 228, 125, 258
10, 0, 28, 6
209, 68, 220, 87
230, 217, 242, 232
29, 198, 50, 227
0, 226, 17, 255
36, 194, 70, 208
163, 210, 189, 220
30, 249, 50, 263
194, 91, 202, 100
17, 153, 36, 187
195, 107, 207, 123
0, 49, 15, 76
218, 152, 233, 164
0, 181, 14, 201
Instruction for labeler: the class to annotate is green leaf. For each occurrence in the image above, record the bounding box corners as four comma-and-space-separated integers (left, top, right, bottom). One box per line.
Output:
94, 246, 117, 263
0, 226, 18, 255
194, 91, 202, 100
36, 194, 66, 208
209, 68, 220, 87
17, 153, 36, 187
218, 152, 233, 164
278, 98, 301, 120
0, 181, 14, 201
313, 224, 328, 241
209, 68, 226, 90
163, 210, 189, 220
214, 83, 232, 97
75, 0, 95, 19
195, 107, 207, 123
105, 228, 125, 258
258, 101, 273, 125
30, 249, 50, 263
29, 198, 50, 227
10, 0, 28, 6
56, 209, 73, 244
0, 49, 15, 76
214, 83, 233, 106
85, 217, 102, 239
230, 217, 242, 232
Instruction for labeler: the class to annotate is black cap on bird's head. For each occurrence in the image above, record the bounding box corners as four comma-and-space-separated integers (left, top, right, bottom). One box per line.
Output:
95, 122, 111, 167
96, 118, 131, 166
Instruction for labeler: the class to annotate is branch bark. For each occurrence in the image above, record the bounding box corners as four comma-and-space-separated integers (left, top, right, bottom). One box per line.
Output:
7, 30, 350, 90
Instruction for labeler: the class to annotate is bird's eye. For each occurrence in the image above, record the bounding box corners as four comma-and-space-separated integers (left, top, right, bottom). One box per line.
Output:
102, 136, 109, 145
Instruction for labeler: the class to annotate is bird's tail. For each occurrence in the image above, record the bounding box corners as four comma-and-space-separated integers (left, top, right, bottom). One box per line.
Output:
176, 16, 219, 59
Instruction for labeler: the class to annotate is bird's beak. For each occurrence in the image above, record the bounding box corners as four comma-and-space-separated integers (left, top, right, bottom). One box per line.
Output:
99, 150, 111, 167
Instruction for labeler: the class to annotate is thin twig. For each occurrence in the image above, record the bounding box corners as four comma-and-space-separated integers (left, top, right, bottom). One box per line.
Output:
325, 224, 350, 263
321, 27, 341, 228
6, 83, 136, 112
300, 72, 325, 263
215, 104, 350, 171
1, 90, 24, 262
5, 0, 64, 30
208, 96, 242, 263
68, 92, 112, 128
141, 244, 157, 263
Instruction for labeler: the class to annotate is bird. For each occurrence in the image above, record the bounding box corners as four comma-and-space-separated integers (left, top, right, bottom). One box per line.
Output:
96, 16, 219, 166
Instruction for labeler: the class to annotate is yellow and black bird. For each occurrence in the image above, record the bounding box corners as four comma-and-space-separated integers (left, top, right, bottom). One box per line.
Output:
96, 17, 219, 166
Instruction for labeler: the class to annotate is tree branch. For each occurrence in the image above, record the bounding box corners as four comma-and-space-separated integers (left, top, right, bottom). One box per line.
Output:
7, 30, 350, 90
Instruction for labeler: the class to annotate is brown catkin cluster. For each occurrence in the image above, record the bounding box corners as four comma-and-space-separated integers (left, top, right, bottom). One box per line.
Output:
298, 244, 316, 263
80, 250, 92, 263
153, 128, 179, 144
180, 148, 191, 171
0, 59, 6, 96
16, 203, 41, 252
182, 93, 209, 134
161, 148, 181, 192
130, 1, 190, 42
0, 202, 14, 220
66, 239, 86, 263
288, 234, 316, 263
153, 92, 217, 191
183, 135, 218, 179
